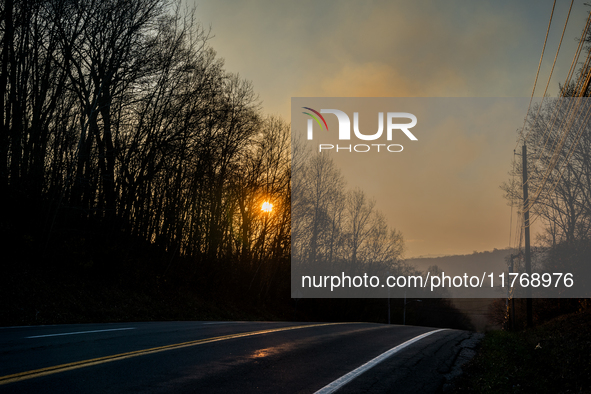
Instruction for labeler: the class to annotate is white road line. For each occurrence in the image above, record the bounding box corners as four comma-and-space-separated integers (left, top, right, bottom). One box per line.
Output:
26, 327, 136, 339
314, 328, 447, 394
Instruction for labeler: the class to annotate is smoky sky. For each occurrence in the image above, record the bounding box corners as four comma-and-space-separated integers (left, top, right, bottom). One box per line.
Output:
190, 0, 588, 256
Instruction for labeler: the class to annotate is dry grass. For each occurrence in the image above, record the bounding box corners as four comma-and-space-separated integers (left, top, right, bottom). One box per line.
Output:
452, 307, 591, 393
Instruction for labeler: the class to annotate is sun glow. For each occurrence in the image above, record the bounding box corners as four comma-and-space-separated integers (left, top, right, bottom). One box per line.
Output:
261, 201, 273, 212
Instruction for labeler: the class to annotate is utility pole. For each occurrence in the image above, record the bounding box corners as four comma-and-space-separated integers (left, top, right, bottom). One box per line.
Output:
509, 254, 516, 330
522, 144, 533, 327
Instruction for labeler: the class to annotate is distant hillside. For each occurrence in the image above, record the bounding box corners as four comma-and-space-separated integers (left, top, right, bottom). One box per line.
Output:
407, 248, 512, 278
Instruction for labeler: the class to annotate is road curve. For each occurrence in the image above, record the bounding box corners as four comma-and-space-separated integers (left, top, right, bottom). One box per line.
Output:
0, 321, 475, 393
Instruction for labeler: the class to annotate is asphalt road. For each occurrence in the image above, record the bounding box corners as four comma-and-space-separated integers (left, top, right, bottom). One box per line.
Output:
0, 321, 476, 393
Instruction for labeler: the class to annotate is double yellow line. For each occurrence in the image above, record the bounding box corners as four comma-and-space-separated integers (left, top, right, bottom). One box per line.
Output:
0, 322, 344, 385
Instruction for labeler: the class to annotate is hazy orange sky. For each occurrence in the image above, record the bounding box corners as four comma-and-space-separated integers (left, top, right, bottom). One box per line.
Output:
190, 0, 589, 257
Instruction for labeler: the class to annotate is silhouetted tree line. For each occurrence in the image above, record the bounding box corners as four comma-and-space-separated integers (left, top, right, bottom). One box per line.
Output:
499, 15, 591, 326
0, 1, 473, 329
291, 140, 409, 298
501, 98, 591, 300
288, 141, 471, 328
0, 0, 290, 299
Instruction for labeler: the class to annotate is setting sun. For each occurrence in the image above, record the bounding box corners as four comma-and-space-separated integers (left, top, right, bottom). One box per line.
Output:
261, 201, 273, 212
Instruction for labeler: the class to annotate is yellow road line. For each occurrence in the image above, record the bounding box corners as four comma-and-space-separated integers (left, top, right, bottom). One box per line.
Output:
0, 322, 347, 385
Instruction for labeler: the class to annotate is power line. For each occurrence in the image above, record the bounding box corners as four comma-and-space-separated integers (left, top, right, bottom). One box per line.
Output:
523, 70, 591, 214
538, 10, 591, 149
519, 10, 591, 205
525, 0, 573, 146
527, 0, 575, 137
521, 41, 591, 214
515, 0, 557, 151
542, 0, 574, 99
524, 97, 586, 211
528, 99, 591, 227
562, 10, 591, 95
509, 4, 591, 252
